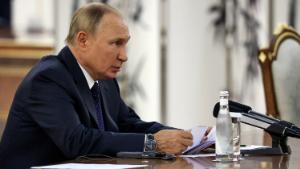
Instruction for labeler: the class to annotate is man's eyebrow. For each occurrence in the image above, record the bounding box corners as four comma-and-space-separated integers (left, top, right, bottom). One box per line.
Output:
114, 36, 130, 42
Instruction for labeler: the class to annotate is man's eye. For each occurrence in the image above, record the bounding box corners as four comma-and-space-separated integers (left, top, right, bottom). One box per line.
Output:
113, 40, 123, 46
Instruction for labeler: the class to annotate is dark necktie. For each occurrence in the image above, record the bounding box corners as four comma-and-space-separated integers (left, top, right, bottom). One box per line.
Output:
91, 81, 105, 130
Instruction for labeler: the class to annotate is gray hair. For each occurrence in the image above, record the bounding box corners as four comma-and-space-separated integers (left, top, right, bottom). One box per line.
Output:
65, 2, 119, 45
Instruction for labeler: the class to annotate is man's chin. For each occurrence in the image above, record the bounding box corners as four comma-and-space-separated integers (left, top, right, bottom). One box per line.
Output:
104, 73, 118, 80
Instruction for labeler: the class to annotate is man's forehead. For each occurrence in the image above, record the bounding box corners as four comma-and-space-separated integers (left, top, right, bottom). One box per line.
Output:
98, 13, 129, 33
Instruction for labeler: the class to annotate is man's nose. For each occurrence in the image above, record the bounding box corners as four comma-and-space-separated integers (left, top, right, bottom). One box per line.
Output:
118, 47, 128, 62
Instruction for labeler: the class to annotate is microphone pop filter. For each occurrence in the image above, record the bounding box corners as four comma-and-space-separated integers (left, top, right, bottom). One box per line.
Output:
213, 100, 252, 117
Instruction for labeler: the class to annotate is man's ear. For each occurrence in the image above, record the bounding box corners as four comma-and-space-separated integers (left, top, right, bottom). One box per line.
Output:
75, 31, 89, 49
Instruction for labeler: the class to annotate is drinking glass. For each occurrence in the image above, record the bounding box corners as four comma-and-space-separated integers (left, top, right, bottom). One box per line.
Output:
230, 113, 241, 161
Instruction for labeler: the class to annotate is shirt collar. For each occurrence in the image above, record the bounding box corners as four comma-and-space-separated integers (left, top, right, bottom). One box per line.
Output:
78, 63, 95, 89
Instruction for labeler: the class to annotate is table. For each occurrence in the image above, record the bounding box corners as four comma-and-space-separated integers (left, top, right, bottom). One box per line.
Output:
70, 138, 300, 169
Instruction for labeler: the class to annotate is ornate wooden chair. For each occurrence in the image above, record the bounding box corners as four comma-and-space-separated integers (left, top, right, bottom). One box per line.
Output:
258, 24, 300, 127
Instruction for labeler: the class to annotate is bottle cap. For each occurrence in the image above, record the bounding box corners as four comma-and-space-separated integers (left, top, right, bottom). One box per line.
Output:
220, 91, 229, 97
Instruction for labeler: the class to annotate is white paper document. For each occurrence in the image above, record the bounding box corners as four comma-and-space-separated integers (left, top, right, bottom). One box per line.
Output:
31, 163, 147, 169
183, 126, 215, 155
185, 126, 207, 152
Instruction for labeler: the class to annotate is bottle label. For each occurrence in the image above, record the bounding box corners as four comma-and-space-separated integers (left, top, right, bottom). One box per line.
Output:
220, 98, 228, 106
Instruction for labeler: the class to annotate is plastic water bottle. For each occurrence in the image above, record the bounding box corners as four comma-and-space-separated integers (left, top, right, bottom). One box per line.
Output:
215, 91, 234, 162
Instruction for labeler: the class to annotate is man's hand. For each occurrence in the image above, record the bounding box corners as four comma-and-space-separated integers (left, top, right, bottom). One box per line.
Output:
154, 130, 193, 155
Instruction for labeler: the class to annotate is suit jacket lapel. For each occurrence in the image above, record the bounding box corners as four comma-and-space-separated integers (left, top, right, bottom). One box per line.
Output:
79, 85, 100, 128
100, 81, 119, 131
58, 46, 100, 128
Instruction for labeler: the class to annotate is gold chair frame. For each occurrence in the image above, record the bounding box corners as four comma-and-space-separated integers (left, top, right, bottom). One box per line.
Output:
258, 24, 300, 119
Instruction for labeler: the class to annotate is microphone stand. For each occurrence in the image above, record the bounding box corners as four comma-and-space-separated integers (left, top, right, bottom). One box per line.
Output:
214, 101, 300, 155
241, 113, 299, 155
241, 122, 291, 155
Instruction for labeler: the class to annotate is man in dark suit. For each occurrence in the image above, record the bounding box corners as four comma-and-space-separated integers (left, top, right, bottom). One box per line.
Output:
0, 2, 194, 169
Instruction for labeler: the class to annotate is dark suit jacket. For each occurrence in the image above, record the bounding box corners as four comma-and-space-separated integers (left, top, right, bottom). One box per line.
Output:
0, 46, 171, 169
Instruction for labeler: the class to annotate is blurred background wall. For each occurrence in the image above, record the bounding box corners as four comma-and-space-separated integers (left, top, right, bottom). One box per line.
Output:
1, 0, 300, 144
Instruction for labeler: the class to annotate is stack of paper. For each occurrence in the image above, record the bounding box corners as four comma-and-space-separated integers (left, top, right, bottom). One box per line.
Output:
183, 126, 215, 155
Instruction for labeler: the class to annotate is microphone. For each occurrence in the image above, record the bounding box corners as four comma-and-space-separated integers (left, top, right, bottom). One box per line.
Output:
212, 100, 251, 118
212, 100, 300, 138
213, 101, 291, 124
215, 100, 300, 133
